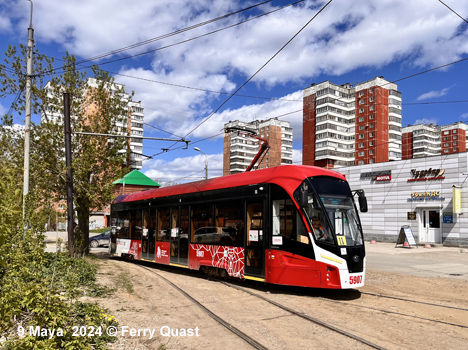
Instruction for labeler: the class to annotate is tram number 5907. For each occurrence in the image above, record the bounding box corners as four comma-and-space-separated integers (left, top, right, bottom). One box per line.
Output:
349, 275, 363, 285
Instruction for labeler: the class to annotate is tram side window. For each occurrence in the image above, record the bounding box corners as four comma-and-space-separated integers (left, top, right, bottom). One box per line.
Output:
215, 201, 244, 247
191, 204, 214, 244
272, 199, 310, 248
129, 210, 143, 240
113, 211, 130, 239
158, 208, 170, 241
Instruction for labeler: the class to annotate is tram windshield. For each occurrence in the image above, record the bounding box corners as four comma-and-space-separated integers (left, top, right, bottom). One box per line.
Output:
298, 177, 364, 247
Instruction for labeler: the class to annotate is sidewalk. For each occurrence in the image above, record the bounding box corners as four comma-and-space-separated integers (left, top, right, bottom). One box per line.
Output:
365, 241, 468, 279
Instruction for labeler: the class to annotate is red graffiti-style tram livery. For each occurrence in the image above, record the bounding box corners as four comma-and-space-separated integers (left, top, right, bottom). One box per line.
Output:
110, 165, 368, 289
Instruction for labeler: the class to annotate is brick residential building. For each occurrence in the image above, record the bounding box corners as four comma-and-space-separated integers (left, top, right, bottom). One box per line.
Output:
223, 118, 293, 175
303, 77, 402, 168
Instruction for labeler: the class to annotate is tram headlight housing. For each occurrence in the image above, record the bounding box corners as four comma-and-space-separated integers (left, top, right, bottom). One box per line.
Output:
351, 255, 360, 263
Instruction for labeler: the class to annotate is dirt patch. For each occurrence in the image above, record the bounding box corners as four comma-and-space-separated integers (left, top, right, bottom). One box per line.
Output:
88, 254, 468, 350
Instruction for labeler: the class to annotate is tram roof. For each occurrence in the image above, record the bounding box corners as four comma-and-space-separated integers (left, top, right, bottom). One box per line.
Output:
113, 165, 345, 204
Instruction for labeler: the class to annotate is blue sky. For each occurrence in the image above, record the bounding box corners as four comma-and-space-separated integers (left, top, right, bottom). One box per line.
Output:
1, 0, 468, 185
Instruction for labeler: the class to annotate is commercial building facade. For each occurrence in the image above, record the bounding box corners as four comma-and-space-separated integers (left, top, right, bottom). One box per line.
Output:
223, 118, 293, 175
303, 77, 402, 168
337, 152, 468, 246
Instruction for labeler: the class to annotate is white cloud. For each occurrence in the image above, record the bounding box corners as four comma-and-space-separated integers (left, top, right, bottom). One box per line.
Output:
6, 0, 468, 86
413, 118, 439, 125
143, 153, 223, 186
416, 87, 451, 101
460, 113, 468, 120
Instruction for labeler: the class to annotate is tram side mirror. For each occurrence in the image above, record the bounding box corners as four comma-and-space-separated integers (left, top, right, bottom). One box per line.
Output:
355, 190, 368, 212
299, 189, 308, 208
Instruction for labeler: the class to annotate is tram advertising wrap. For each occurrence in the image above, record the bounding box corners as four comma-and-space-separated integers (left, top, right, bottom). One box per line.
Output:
110, 165, 367, 289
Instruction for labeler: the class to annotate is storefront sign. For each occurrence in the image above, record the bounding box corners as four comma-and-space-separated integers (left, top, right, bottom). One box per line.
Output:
376, 175, 391, 181
408, 191, 445, 202
360, 170, 391, 181
407, 212, 416, 220
408, 168, 445, 182
453, 186, 462, 214
443, 212, 453, 223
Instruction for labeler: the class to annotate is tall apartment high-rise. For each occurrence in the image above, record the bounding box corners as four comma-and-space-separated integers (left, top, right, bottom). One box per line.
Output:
223, 118, 293, 175
42, 78, 144, 170
303, 77, 402, 168
401, 121, 468, 159
401, 123, 441, 159
440, 122, 468, 155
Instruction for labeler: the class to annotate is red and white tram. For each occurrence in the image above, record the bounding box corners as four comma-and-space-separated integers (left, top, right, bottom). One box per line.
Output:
110, 165, 367, 289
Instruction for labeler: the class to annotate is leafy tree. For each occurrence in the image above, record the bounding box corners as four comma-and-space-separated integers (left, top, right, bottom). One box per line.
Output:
1, 47, 132, 257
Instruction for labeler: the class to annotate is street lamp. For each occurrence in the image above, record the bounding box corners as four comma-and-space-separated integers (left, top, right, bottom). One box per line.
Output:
194, 147, 208, 179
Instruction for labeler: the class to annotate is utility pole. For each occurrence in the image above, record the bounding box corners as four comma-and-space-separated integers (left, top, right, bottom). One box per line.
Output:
23, 0, 34, 222
64, 93, 75, 257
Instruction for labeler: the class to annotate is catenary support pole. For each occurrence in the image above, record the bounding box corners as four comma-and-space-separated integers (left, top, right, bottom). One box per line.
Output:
64, 93, 75, 257
23, 0, 34, 223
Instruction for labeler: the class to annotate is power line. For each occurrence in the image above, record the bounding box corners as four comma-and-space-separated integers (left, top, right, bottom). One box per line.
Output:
438, 0, 468, 24
179, 0, 334, 143
74, 1, 275, 65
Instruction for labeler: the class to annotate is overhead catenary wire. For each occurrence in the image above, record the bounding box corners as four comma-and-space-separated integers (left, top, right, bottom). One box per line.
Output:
438, 0, 468, 24
74, 0, 275, 65
39, 0, 301, 78
177, 0, 334, 144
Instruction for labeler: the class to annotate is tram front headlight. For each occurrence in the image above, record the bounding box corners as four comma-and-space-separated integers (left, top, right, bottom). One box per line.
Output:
351, 255, 360, 263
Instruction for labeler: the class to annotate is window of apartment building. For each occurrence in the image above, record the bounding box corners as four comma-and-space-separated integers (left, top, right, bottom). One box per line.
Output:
369, 150, 374, 155
359, 108, 364, 113
370, 123, 374, 128
359, 134, 365, 139
358, 91, 365, 97
369, 97, 374, 102
444, 149, 449, 153
444, 131, 449, 135
454, 142, 458, 145
444, 137, 449, 141
358, 160, 364, 165
369, 105, 374, 111
369, 132, 374, 137
369, 141, 374, 146
444, 143, 449, 147
370, 88, 374, 93
358, 151, 364, 157
359, 142, 364, 148
454, 148, 458, 152
369, 159, 374, 164
359, 116, 365, 122
359, 125, 365, 130
359, 99, 365, 105
370, 114, 374, 120
454, 136, 458, 139
454, 130, 458, 133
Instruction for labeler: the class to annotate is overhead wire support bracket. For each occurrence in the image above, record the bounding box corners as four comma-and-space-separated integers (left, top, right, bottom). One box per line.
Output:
73, 131, 191, 144
224, 126, 270, 172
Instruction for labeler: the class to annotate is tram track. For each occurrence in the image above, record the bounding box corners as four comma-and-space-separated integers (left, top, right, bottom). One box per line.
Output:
357, 291, 468, 312
138, 265, 269, 350
136, 263, 387, 350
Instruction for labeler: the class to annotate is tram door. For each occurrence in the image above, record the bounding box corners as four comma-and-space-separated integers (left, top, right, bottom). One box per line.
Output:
245, 201, 265, 277
170, 207, 189, 265
421, 209, 441, 243
142, 209, 156, 260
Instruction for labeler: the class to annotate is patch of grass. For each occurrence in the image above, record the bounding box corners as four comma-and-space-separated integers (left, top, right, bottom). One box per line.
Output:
114, 272, 134, 294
